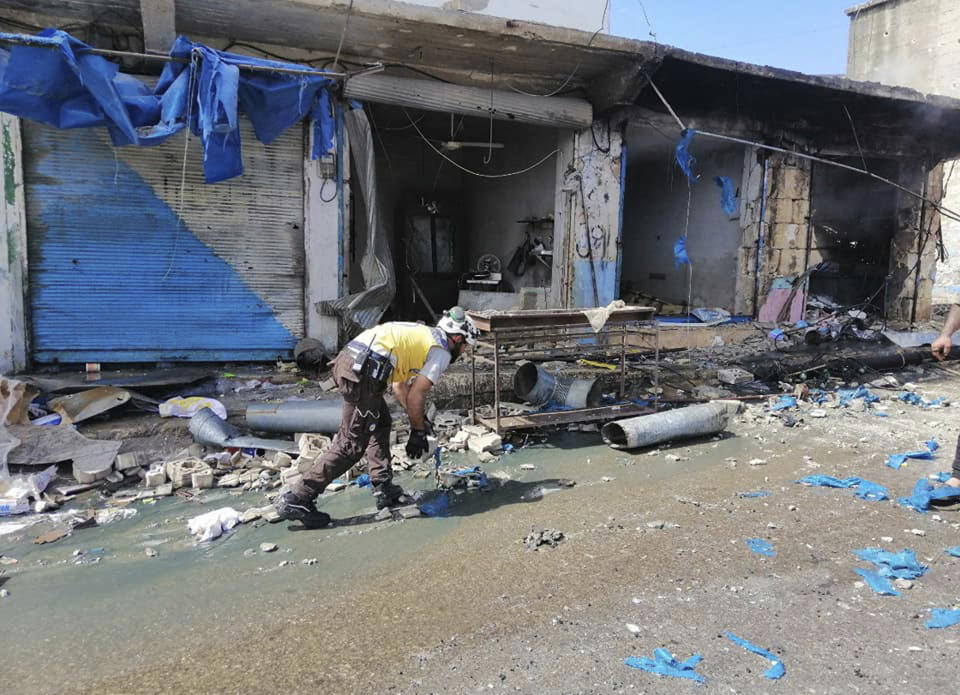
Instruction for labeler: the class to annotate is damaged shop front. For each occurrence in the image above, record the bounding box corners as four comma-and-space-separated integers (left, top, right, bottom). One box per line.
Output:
616, 49, 960, 332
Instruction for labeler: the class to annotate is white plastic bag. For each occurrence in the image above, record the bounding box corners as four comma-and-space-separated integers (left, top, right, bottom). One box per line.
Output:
0, 464, 57, 516
187, 507, 240, 542
159, 396, 228, 420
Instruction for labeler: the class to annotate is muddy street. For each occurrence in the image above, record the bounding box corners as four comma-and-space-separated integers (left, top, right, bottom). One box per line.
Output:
3, 368, 960, 694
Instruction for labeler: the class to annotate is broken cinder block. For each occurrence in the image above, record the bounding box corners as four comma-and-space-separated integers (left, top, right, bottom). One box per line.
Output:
467, 432, 502, 455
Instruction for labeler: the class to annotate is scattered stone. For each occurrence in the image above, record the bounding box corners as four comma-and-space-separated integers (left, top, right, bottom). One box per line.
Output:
767, 523, 779, 529
810, 409, 828, 418
105, 471, 124, 484
153, 483, 174, 497
278, 560, 291, 567
397, 505, 422, 519
468, 432, 503, 455
477, 451, 497, 464
749, 458, 767, 466
893, 578, 914, 591
625, 623, 641, 634
302, 558, 318, 566
0, 556, 17, 566
908, 529, 926, 537
239, 508, 264, 524
461, 424, 490, 437
788, 505, 798, 512
262, 508, 281, 523
217, 473, 242, 488
520, 464, 536, 470
326, 481, 347, 492
145, 548, 158, 558
259, 542, 278, 553
718, 367, 754, 385
0, 589, 9, 598
601, 476, 615, 483
880, 536, 894, 543
523, 528, 565, 550
375, 508, 393, 521
645, 520, 679, 529
664, 454, 689, 462
412, 469, 432, 479
144, 466, 167, 487
243, 548, 257, 557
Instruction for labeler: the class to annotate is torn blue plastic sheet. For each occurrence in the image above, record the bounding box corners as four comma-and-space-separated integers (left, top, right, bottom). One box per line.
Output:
724, 632, 785, 680
796, 476, 888, 501
885, 440, 937, 470
897, 478, 960, 513
944, 545, 960, 557
809, 389, 829, 404
675, 129, 698, 182
899, 391, 946, 408
853, 548, 927, 579
768, 329, 786, 342
746, 538, 776, 557
934, 472, 952, 483
873, 412, 889, 418
837, 386, 880, 408
925, 609, 960, 629
714, 175, 737, 215
624, 648, 705, 683
854, 567, 901, 596
795, 320, 809, 328
797, 475, 861, 489
674, 236, 691, 268
771, 395, 797, 411
854, 480, 889, 502
739, 491, 771, 498
354, 473, 371, 488
0, 30, 336, 183
418, 491, 450, 517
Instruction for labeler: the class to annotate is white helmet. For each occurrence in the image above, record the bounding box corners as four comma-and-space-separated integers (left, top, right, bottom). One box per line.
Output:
437, 306, 480, 345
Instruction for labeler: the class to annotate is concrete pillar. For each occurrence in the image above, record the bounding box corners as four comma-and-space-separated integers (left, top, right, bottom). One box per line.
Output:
887, 162, 940, 325
0, 114, 28, 374
556, 122, 624, 309
303, 109, 350, 353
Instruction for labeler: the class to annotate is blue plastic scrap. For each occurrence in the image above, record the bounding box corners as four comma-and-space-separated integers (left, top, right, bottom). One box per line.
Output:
886, 439, 938, 470
739, 491, 772, 498
0, 29, 336, 184
897, 477, 960, 513
674, 236, 691, 268
854, 567, 901, 596
418, 491, 450, 517
944, 545, 960, 558
853, 547, 928, 579
675, 129, 699, 182
768, 328, 786, 342
714, 175, 738, 215
899, 391, 946, 408
809, 389, 829, 404
724, 632, 785, 680
354, 473, 371, 488
624, 648, 706, 683
771, 395, 797, 412
795, 320, 809, 328
746, 538, 776, 557
837, 386, 880, 408
925, 609, 960, 629
796, 475, 889, 502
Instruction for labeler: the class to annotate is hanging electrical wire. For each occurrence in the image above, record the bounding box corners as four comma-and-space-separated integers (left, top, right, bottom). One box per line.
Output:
404, 108, 559, 180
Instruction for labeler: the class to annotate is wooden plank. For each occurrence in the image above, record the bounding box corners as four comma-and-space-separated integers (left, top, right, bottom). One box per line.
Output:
478, 403, 652, 431
0, 114, 27, 373
344, 74, 593, 130
139, 0, 177, 54
467, 306, 655, 331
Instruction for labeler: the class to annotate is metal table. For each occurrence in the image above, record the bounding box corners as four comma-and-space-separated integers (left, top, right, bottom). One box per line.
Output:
467, 307, 660, 433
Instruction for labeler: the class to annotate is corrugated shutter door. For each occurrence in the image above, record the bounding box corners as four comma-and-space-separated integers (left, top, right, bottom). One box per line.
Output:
22, 119, 305, 363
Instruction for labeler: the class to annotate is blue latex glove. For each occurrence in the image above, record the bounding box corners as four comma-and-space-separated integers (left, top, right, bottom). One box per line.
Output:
746, 538, 776, 557
926, 609, 960, 629
854, 548, 927, 579
855, 568, 900, 596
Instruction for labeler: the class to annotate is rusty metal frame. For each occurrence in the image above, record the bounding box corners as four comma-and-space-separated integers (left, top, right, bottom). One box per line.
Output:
468, 309, 660, 434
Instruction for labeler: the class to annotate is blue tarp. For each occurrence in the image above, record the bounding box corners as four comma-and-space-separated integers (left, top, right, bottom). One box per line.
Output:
853, 548, 927, 580
897, 477, 960, 513
714, 176, 738, 215
674, 236, 690, 268
796, 475, 889, 502
899, 391, 946, 408
0, 29, 336, 183
885, 439, 938, 470
675, 129, 698, 182
837, 386, 880, 408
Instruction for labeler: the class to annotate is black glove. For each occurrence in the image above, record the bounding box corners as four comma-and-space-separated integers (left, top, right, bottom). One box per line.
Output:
405, 428, 429, 460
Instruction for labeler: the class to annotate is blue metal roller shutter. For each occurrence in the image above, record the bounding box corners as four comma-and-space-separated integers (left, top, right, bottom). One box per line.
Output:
22, 119, 305, 363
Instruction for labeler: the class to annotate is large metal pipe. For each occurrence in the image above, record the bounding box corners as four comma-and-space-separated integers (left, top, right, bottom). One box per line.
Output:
344, 74, 594, 130
601, 402, 739, 450
513, 362, 602, 409
246, 400, 343, 434
189, 408, 300, 454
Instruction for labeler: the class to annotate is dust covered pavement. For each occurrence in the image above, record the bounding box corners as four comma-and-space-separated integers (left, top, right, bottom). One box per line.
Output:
0, 366, 953, 694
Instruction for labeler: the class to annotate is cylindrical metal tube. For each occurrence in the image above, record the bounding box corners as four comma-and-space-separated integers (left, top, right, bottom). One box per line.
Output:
602, 402, 738, 450
246, 400, 343, 434
513, 362, 602, 409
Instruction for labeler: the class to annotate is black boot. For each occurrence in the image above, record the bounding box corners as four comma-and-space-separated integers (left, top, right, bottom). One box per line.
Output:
274, 491, 332, 528
373, 481, 413, 510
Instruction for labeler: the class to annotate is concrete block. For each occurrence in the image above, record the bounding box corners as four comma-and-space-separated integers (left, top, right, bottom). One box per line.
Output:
461, 423, 490, 437
144, 466, 167, 487
468, 432, 502, 455
153, 483, 173, 497
115, 452, 143, 471
217, 473, 241, 488
718, 368, 754, 385
273, 452, 293, 469
165, 458, 210, 489
397, 505, 421, 519
192, 470, 215, 489
280, 467, 303, 487
105, 471, 124, 484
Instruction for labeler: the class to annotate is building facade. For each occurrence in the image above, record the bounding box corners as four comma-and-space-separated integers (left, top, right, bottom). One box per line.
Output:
847, 0, 960, 302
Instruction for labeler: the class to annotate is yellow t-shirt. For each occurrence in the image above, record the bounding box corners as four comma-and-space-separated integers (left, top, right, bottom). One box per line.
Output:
352, 322, 448, 384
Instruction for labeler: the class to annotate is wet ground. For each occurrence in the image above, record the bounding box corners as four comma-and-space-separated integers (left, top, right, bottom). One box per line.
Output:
3, 367, 960, 694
